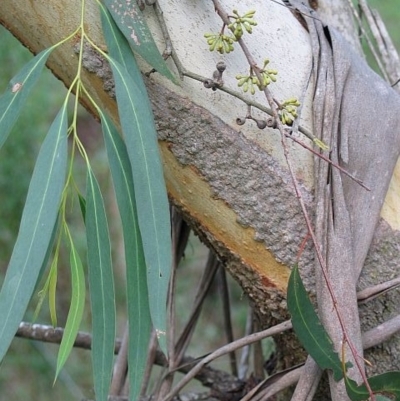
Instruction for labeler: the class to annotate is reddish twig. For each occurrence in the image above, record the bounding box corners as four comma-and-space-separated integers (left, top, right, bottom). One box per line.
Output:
285, 131, 370, 191
210, 1, 374, 398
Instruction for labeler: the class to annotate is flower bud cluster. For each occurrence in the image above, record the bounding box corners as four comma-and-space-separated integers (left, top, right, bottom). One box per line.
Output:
228, 9, 257, 39
279, 98, 300, 126
204, 33, 235, 54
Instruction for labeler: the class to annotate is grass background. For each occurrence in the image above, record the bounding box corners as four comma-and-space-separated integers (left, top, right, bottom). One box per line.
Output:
0, 1, 399, 399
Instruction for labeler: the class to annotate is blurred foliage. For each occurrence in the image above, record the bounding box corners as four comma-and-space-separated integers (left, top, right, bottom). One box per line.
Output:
357, 0, 400, 79
368, 0, 400, 49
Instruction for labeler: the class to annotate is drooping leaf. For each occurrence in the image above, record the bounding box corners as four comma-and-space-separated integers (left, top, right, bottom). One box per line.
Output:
99, 4, 148, 96
105, 54, 171, 352
55, 240, 86, 380
100, 10, 153, 384
345, 371, 400, 401
0, 47, 54, 149
376, 396, 394, 401
0, 104, 68, 362
102, 0, 178, 84
48, 257, 59, 327
86, 167, 116, 401
287, 264, 345, 381
78, 193, 86, 223
32, 216, 60, 322
101, 112, 151, 400
34, 215, 60, 294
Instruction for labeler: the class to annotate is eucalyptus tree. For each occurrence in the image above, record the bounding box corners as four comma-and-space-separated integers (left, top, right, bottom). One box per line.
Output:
0, 0, 400, 400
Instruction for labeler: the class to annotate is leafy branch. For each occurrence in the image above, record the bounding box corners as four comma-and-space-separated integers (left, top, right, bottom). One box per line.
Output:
0, 0, 176, 399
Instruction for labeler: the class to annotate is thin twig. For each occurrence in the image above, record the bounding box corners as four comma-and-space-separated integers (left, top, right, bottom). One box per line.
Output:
245, 315, 400, 401
210, 0, 374, 397
285, 131, 370, 190
362, 314, 400, 349
218, 265, 238, 377
180, 69, 315, 142
153, 0, 185, 79
252, 319, 265, 380
16, 322, 243, 392
357, 276, 400, 304
140, 329, 158, 397
15, 310, 400, 400
16, 274, 397, 355
110, 323, 129, 395
175, 251, 220, 361
238, 306, 254, 380
161, 320, 293, 401
156, 208, 182, 401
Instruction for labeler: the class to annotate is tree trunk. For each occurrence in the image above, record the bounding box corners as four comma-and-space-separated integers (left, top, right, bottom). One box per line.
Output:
1, 0, 400, 398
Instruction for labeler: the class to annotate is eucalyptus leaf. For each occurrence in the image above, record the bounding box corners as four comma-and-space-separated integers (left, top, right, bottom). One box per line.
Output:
48, 258, 58, 327
0, 47, 54, 149
101, 113, 151, 400
32, 216, 60, 322
99, 4, 148, 95
287, 264, 345, 381
86, 167, 116, 401
345, 371, 400, 401
78, 193, 86, 223
106, 54, 171, 352
376, 396, 394, 401
0, 104, 68, 362
102, 0, 178, 84
55, 241, 85, 381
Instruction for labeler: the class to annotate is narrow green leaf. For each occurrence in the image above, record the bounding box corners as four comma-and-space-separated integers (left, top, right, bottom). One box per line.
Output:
55, 241, 86, 380
102, 0, 178, 84
101, 7, 171, 350
345, 375, 372, 401
33, 260, 57, 323
287, 264, 345, 381
106, 57, 171, 351
101, 113, 152, 400
345, 371, 400, 401
35, 215, 60, 293
86, 167, 116, 401
32, 217, 60, 322
376, 396, 394, 401
0, 104, 68, 362
0, 47, 53, 149
48, 259, 58, 327
78, 193, 86, 223
100, 4, 148, 96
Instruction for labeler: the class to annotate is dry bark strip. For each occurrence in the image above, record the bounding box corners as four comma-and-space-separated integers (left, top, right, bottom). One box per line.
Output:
290, 2, 400, 400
